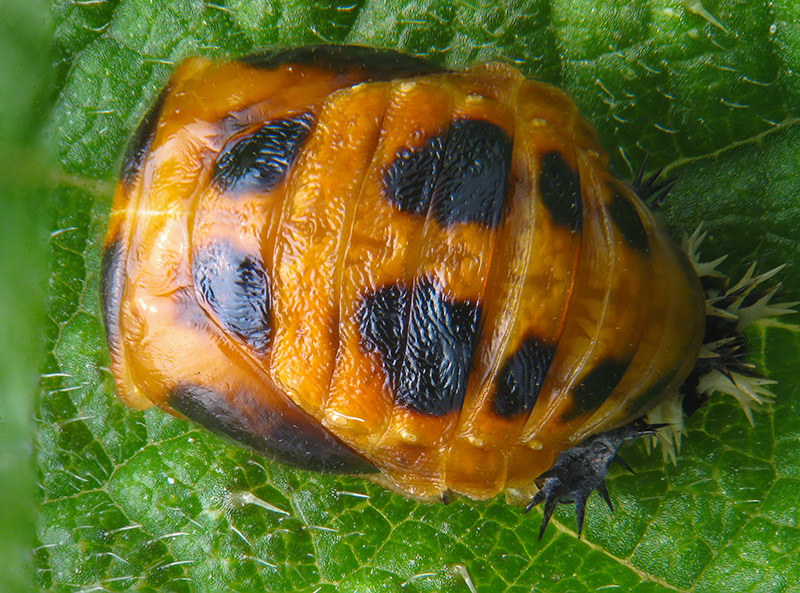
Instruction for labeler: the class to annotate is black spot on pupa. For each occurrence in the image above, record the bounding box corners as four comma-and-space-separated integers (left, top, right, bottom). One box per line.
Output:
193, 241, 271, 353
358, 279, 481, 416
358, 283, 410, 384
608, 191, 650, 253
432, 119, 513, 227
119, 86, 169, 188
100, 237, 126, 356
493, 336, 556, 418
383, 134, 445, 216
393, 279, 481, 415
212, 113, 315, 194
240, 45, 446, 81
168, 384, 376, 473
382, 119, 512, 228
539, 151, 582, 230
561, 358, 631, 422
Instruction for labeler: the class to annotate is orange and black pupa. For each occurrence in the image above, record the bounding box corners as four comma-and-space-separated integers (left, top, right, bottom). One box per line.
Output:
101, 45, 792, 539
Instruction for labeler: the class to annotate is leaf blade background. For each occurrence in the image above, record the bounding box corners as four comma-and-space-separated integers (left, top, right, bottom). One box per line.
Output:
0, 1, 797, 591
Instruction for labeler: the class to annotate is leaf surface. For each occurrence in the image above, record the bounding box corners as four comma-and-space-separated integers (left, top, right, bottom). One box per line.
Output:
13, 1, 800, 592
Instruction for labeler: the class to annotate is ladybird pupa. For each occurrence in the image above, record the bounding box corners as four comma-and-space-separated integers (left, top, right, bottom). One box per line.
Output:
103, 45, 790, 538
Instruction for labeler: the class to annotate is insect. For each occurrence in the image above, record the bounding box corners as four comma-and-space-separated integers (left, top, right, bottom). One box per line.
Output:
101, 45, 787, 539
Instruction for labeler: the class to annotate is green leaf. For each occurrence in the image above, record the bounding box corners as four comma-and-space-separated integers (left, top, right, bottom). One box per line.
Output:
0, 1, 55, 592
12, 0, 800, 592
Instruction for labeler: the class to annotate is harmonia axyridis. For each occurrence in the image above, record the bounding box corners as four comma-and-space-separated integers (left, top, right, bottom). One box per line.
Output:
101, 45, 790, 539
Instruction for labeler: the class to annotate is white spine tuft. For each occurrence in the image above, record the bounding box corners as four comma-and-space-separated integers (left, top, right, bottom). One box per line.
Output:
695, 370, 777, 426
645, 392, 685, 464
648, 225, 797, 458
682, 225, 727, 279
